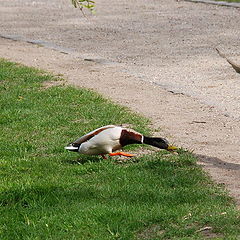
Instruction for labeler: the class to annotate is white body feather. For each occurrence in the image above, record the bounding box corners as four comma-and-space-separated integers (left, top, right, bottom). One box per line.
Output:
78, 126, 122, 155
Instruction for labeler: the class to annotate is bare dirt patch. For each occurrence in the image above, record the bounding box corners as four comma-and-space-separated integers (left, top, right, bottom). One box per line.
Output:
41, 80, 65, 89
136, 224, 165, 239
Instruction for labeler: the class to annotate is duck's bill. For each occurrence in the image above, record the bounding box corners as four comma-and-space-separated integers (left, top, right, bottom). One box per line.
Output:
167, 145, 178, 151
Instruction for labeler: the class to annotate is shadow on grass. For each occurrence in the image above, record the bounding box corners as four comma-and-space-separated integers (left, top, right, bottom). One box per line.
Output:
0, 155, 208, 210
1, 158, 222, 211
0, 183, 208, 209
64, 155, 103, 165
0, 185, 101, 208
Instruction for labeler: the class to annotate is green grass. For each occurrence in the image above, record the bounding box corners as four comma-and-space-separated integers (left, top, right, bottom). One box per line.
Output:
0, 59, 240, 239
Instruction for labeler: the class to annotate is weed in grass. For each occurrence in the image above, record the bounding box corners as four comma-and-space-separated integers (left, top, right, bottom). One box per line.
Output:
0, 59, 240, 239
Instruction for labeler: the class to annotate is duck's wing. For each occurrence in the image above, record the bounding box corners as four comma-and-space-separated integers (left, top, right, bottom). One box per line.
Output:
72, 125, 117, 146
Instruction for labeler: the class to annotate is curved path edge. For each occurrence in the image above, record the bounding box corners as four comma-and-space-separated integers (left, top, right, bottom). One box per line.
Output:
1, 36, 240, 206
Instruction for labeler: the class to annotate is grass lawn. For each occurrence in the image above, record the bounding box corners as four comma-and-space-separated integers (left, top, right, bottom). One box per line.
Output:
0, 59, 240, 239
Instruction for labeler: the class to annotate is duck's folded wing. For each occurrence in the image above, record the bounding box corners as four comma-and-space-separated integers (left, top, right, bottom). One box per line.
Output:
72, 125, 117, 146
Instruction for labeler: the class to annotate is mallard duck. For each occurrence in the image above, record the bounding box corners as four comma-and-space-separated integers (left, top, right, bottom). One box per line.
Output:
65, 125, 177, 158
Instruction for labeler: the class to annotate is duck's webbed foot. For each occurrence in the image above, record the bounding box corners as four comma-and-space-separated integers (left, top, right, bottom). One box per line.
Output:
109, 152, 135, 157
